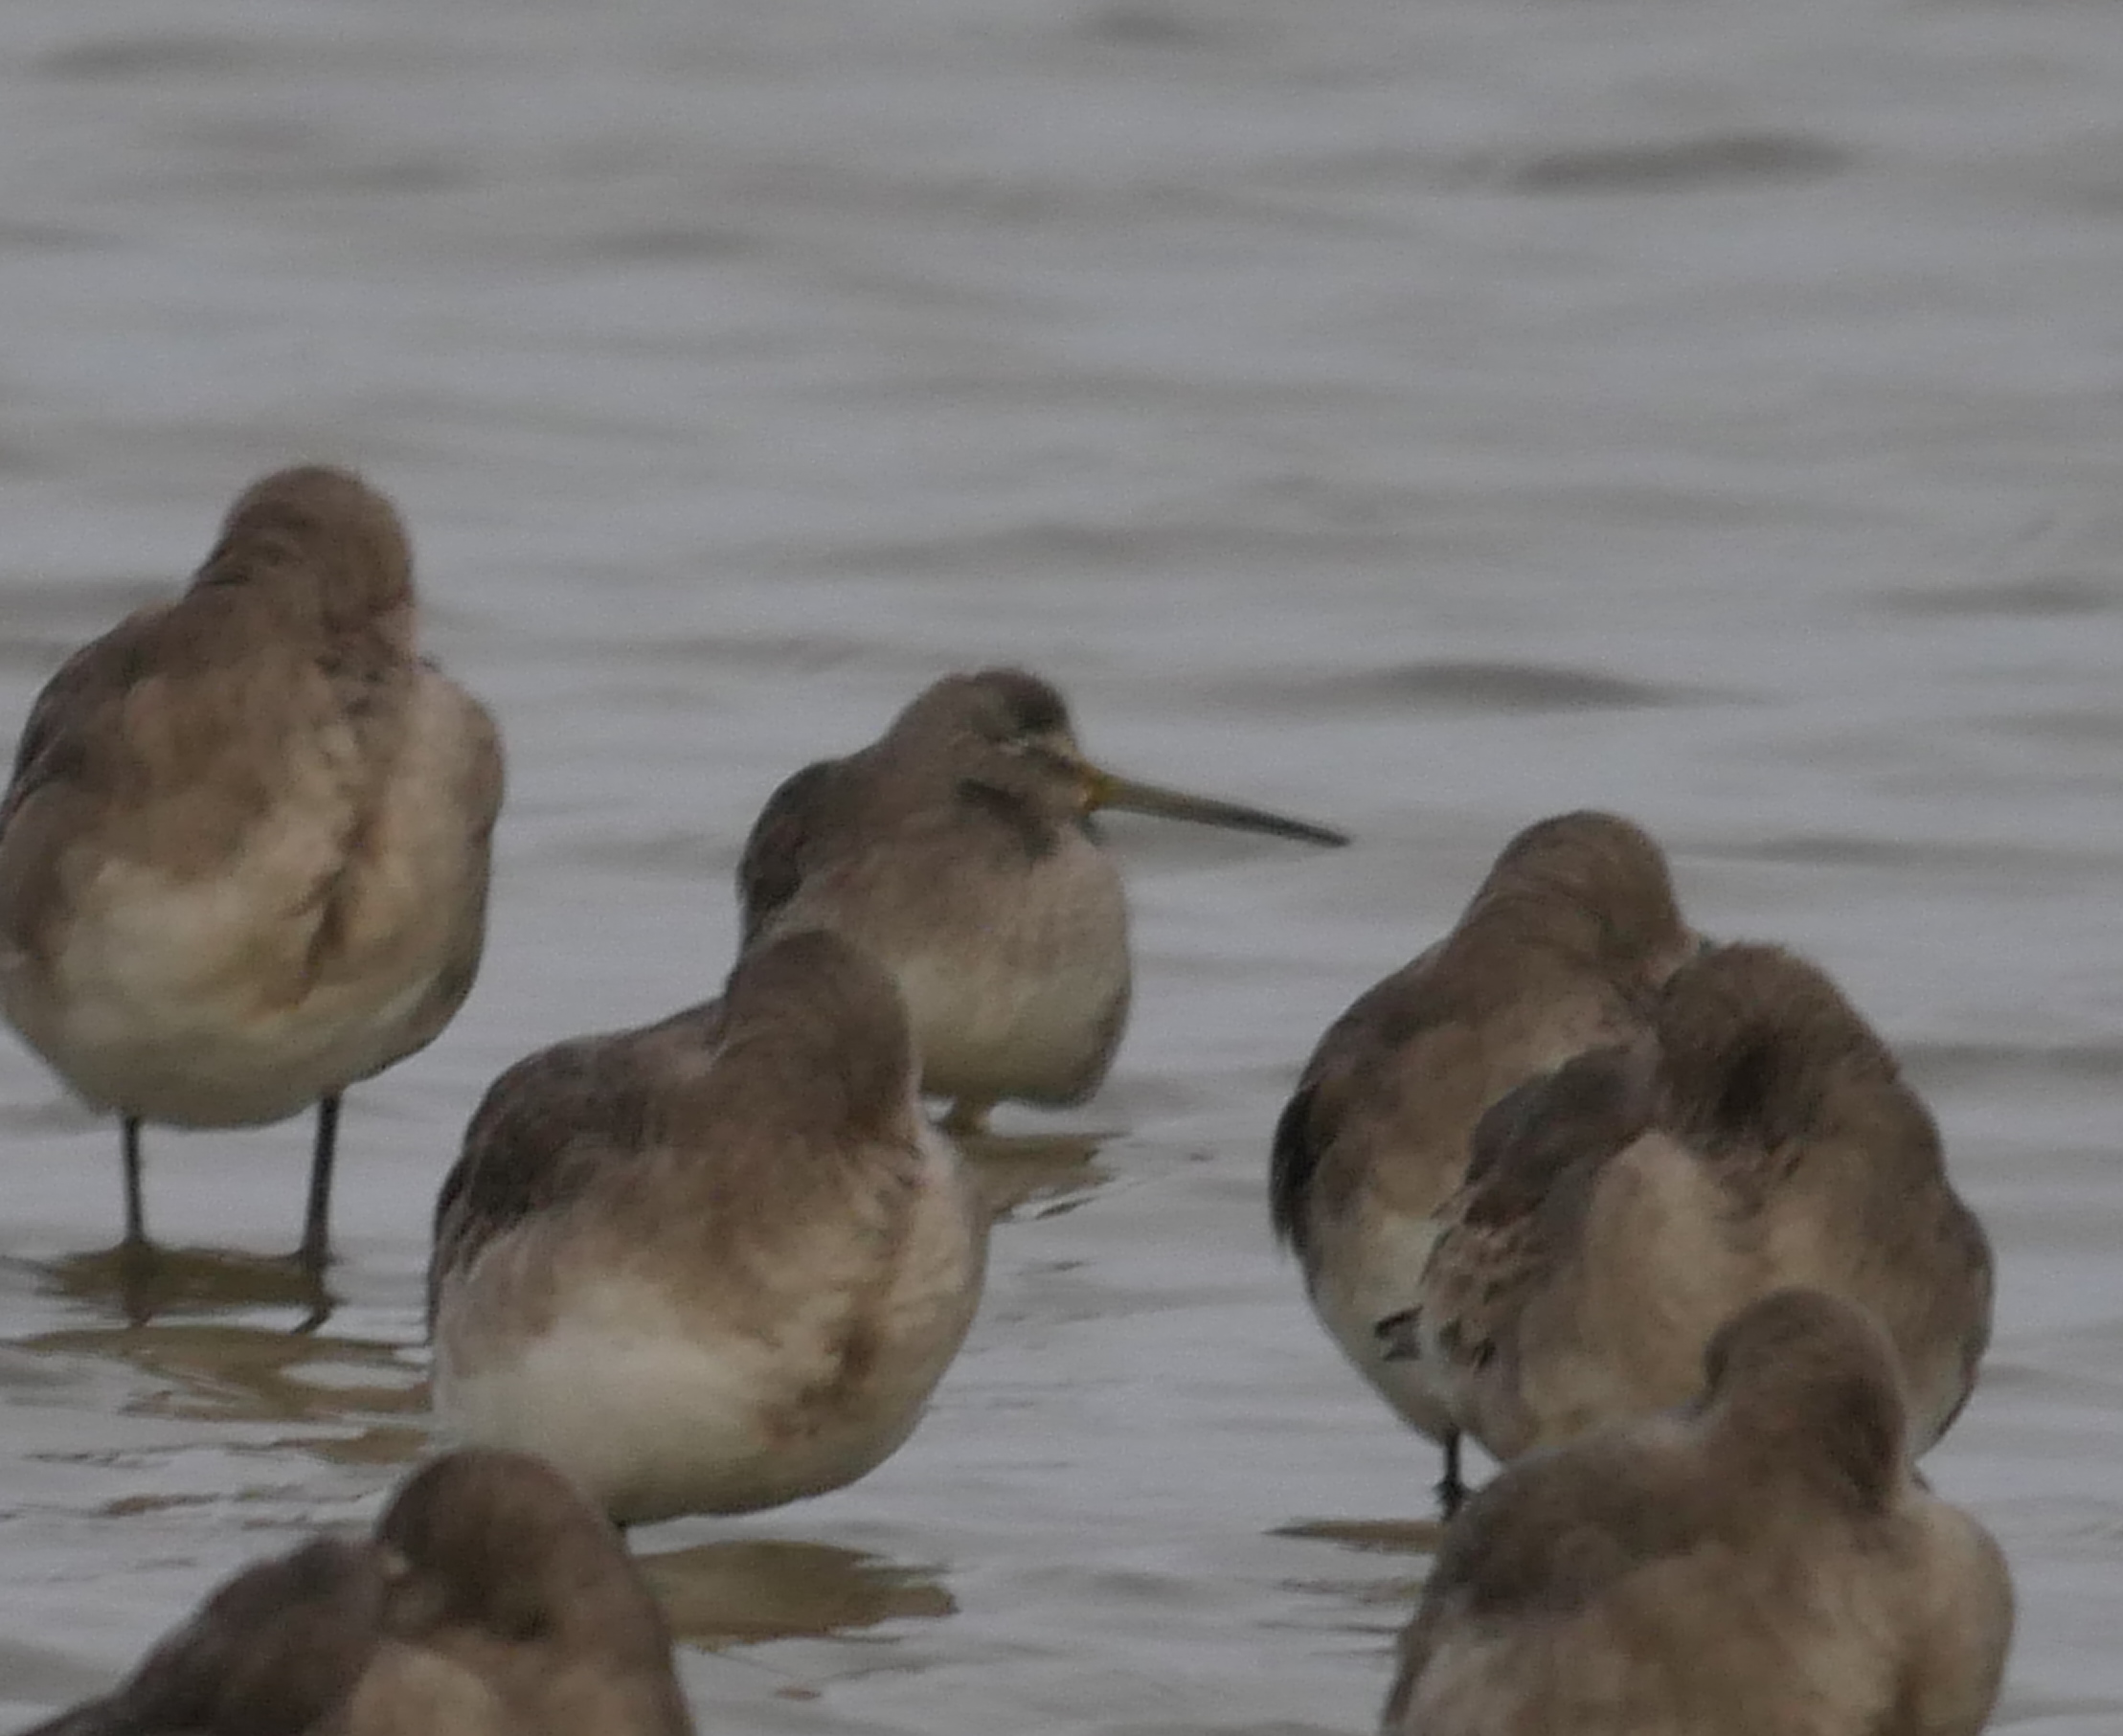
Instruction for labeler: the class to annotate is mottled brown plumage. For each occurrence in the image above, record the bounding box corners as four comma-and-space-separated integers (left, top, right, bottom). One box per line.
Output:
1269, 811, 1698, 1509
0, 466, 504, 1272
19, 1539, 384, 1736
1405, 942, 1994, 1465
425, 1003, 723, 1331
430, 929, 987, 1523
739, 667, 1345, 1133
20, 1450, 691, 1736
355, 1452, 692, 1735
1384, 1290, 2013, 1736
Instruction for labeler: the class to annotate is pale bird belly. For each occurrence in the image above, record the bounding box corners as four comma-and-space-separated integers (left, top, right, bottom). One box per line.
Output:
892, 849, 1130, 1108
437, 1286, 970, 1525
896, 947, 1126, 1108
1311, 1207, 1457, 1441
437, 1305, 864, 1524
766, 835, 1129, 1110
11, 854, 444, 1126
341, 1642, 509, 1736
434, 1156, 986, 1525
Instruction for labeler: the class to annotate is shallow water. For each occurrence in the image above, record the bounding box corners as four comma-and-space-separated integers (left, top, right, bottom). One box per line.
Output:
1, 0, 2120, 1726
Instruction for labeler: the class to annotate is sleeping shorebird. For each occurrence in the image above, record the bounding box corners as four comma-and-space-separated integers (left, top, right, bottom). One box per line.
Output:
24, 1448, 693, 1736
0, 465, 503, 1276
737, 667, 1346, 1135
1389, 940, 1994, 1467
1383, 1288, 2013, 1736
428, 928, 986, 1526
1268, 812, 1698, 1512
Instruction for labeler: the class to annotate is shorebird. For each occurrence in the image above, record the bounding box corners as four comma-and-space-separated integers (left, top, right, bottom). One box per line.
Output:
428, 928, 987, 1526
1383, 1289, 2013, 1736
0, 465, 503, 1275
22, 1448, 693, 1735
737, 667, 1346, 1135
1268, 811, 1698, 1512
1389, 940, 1994, 1466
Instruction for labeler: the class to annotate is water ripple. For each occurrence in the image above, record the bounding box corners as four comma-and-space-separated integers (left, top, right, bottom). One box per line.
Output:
1480, 132, 1853, 195
1209, 660, 1719, 716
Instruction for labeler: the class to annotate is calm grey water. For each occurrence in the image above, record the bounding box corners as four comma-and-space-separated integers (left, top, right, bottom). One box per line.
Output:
1, 0, 2120, 1727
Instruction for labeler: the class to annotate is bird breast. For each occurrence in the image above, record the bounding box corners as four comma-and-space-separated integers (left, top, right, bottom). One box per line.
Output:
783, 824, 1131, 1108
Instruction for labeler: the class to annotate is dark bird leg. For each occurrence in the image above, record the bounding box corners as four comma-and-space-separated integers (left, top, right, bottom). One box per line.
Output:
1435, 1432, 1466, 1521
107, 1116, 165, 1324
120, 1116, 147, 1251
299, 1094, 340, 1278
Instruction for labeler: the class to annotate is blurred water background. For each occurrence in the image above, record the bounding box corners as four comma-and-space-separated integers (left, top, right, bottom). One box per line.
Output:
0, 0, 2120, 1728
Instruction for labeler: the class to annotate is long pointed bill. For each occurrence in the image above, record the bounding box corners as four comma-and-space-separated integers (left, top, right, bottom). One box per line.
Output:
1085, 769, 1349, 846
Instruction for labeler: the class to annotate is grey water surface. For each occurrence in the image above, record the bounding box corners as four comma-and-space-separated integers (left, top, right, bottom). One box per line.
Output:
1, 0, 2120, 1728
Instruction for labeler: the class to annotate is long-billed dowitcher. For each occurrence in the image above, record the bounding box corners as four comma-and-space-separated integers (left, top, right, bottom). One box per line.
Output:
1383, 1289, 2013, 1736
428, 928, 986, 1525
1389, 940, 1994, 1466
1268, 811, 1697, 1511
738, 667, 1346, 1135
0, 466, 504, 1275
22, 1448, 692, 1736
